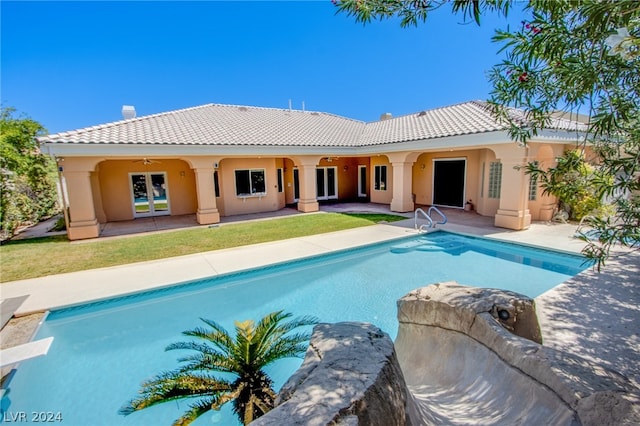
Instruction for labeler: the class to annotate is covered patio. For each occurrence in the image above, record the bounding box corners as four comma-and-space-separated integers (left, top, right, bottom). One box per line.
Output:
87, 203, 498, 240
39, 101, 587, 241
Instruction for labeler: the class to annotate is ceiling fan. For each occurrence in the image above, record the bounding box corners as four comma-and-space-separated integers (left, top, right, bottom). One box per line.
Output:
133, 158, 162, 165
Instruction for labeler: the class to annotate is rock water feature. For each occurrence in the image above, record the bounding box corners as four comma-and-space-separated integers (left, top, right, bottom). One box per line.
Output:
254, 282, 639, 425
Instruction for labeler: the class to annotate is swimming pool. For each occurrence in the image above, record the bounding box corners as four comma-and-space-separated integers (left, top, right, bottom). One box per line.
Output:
1, 232, 589, 425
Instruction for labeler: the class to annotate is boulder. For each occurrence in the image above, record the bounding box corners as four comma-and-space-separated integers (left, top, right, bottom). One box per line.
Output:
252, 322, 414, 426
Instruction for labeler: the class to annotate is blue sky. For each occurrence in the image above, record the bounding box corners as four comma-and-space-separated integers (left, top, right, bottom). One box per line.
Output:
2, 1, 526, 134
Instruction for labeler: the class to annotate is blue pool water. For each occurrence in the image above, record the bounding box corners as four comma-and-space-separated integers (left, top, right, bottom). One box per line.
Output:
1, 232, 589, 425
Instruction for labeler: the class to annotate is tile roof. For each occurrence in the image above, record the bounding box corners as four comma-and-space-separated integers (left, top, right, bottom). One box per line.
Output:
362, 101, 587, 145
39, 104, 366, 147
38, 101, 586, 148
361, 101, 507, 145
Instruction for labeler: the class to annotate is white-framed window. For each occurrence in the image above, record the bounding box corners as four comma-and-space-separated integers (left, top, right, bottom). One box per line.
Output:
358, 165, 367, 197
277, 168, 284, 193
528, 161, 538, 201
488, 161, 502, 199
374, 165, 387, 191
235, 169, 266, 196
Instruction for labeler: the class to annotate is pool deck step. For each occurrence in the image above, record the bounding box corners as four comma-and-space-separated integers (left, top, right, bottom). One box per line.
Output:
390, 238, 466, 254
415, 242, 466, 252
0, 337, 54, 368
0, 295, 29, 330
389, 239, 430, 253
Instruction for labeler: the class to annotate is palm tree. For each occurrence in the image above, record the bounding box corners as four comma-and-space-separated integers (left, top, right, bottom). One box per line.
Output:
119, 310, 318, 426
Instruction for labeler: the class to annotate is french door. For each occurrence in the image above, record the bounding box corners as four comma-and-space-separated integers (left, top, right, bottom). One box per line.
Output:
129, 172, 170, 217
316, 167, 337, 200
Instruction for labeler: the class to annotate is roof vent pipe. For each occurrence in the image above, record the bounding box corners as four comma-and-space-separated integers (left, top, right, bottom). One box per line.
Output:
122, 105, 136, 120
380, 112, 392, 121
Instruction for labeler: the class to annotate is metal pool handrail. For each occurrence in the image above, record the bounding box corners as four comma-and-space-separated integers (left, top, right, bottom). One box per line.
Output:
428, 206, 447, 225
414, 206, 448, 232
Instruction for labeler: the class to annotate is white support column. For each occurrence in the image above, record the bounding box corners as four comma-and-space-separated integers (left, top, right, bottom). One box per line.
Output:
193, 167, 220, 224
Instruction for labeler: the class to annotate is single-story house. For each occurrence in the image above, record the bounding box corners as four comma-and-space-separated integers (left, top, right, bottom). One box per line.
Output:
38, 100, 585, 240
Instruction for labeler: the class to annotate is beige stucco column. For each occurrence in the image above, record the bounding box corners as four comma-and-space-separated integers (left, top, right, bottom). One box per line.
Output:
292, 156, 322, 213
527, 143, 564, 220
62, 161, 101, 240
193, 167, 220, 224
183, 157, 221, 224
493, 148, 532, 230
388, 153, 419, 213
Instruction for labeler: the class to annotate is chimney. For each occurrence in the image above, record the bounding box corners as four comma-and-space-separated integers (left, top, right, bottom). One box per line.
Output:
380, 112, 392, 121
122, 105, 136, 120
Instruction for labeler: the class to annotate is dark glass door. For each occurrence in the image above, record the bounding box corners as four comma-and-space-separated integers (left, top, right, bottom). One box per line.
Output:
433, 160, 466, 208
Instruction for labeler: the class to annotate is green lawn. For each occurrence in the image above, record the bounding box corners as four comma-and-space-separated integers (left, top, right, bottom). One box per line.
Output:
0, 213, 406, 283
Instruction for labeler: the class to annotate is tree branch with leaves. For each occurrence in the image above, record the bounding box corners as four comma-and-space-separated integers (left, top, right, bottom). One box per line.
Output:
335, 0, 639, 269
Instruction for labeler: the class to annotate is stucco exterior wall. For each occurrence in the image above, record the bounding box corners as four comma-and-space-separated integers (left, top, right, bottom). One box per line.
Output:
413, 150, 482, 210
90, 171, 106, 223
526, 143, 562, 221
97, 159, 197, 222
55, 142, 576, 239
283, 158, 296, 205
316, 157, 370, 200
370, 156, 392, 204
477, 149, 501, 217
217, 157, 284, 217
413, 154, 432, 206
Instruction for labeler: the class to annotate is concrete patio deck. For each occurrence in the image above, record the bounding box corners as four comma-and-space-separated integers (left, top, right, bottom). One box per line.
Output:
2, 204, 638, 399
